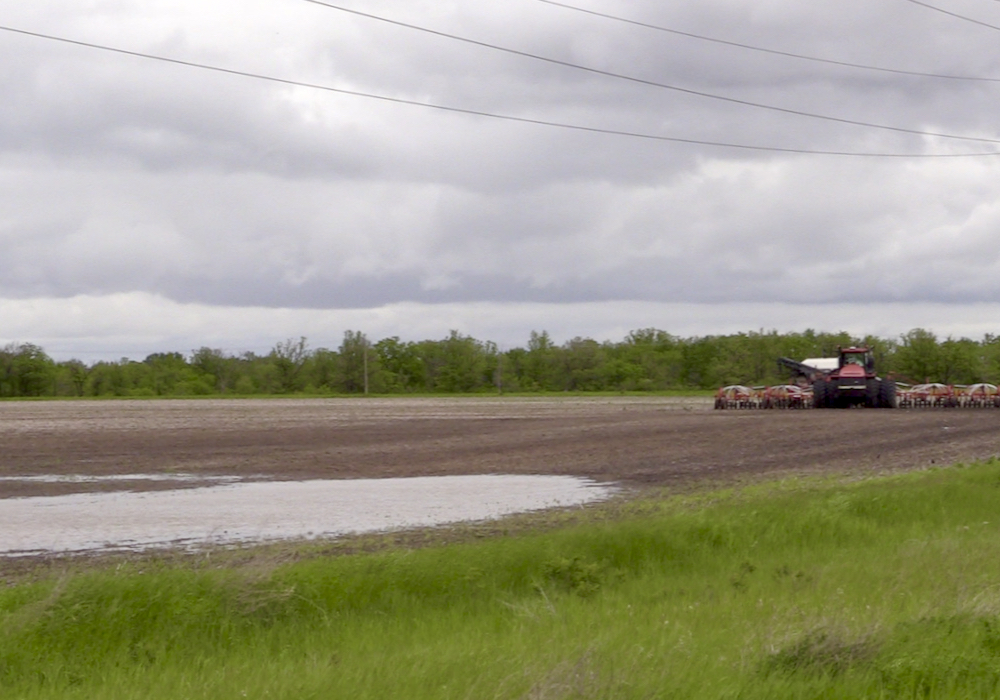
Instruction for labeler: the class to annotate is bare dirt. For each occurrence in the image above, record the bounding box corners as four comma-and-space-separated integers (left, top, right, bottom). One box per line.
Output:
2, 397, 999, 499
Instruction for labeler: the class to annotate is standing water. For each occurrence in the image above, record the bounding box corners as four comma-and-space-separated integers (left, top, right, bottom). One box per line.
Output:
0, 474, 613, 555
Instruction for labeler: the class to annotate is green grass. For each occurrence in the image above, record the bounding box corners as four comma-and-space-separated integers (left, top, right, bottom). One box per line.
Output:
5, 462, 1000, 698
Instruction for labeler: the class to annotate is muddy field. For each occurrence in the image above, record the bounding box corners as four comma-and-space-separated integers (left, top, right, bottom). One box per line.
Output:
2, 397, 999, 500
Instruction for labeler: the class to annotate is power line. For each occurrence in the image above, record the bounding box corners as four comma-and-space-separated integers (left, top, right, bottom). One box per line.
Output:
0, 23, 997, 158
301, 0, 1000, 146
902, 0, 1000, 31
535, 0, 1000, 82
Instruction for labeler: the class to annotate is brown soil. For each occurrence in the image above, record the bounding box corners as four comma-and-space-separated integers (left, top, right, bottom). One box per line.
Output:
2, 397, 998, 499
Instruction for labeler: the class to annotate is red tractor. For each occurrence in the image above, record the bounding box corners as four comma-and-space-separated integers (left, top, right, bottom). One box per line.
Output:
812, 347, 896, 409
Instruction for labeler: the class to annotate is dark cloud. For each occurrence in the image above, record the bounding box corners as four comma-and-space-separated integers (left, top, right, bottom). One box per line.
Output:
2, 0, 1000, 351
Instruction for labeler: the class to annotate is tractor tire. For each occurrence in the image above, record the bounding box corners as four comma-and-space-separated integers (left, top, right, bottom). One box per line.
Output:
878, 378, 897, 408
813, 379, 828, 409
865, 380, 880, 408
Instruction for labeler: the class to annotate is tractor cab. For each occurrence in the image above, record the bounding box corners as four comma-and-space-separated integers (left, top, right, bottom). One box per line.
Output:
838, 347, 874, 373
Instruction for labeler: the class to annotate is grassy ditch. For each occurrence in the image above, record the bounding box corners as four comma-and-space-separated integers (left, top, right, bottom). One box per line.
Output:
4, 461, 1000, 698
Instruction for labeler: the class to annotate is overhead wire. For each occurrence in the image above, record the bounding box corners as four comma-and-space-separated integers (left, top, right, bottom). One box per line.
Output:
0, 23, 997, 158
534, 0, 1000, 82
901, 0, 1000, 30
300, 0, 1000, 146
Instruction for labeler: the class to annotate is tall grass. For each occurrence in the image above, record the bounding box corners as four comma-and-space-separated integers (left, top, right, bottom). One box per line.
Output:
5, 461, 1000, 698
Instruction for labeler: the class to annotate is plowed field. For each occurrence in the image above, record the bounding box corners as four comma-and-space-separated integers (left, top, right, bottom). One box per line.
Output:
2, 397, 999, 499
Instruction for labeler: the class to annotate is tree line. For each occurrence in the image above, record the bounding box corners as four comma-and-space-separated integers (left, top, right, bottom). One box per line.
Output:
2, 328, 1000, 398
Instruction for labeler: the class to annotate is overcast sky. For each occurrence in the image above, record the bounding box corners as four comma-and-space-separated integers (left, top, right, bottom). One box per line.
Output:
2, 0, 999, 360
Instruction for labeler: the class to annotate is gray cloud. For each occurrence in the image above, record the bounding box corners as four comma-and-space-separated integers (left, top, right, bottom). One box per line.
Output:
2, 0, 1000, 350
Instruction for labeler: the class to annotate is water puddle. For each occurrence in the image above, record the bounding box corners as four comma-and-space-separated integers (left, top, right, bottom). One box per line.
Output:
0, 475, 613, 556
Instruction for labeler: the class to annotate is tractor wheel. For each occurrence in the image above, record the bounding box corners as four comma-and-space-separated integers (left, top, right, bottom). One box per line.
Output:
865, 380, 880, 408
813, 380, 827, 409
878, 378, 897, 408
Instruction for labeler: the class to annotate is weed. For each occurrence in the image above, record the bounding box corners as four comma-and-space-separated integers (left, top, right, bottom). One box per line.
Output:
539, 556, 604, 597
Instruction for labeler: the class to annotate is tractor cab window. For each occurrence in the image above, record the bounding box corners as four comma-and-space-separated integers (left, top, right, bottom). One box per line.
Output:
841, 352, 874, 370
841, 352, 871, 368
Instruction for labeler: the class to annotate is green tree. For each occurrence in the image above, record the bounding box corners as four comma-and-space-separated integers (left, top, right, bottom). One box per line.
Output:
86, 360, 131, 396
191, 347, 241, 393
304, 348, 339, 392
982, 335, 1000, 384
0, 343, 56, 397
621, 329, 683, 389
523, 331, 562, 391
234, 352, 276, 394
895, 329, 942, 383
270, 337, 309, 393
142, 352, 188, 395
375, 337, 425, 392
501, 347, 528, 392
435, 331, 488, 393
55, 359, 88, 397
600, 357, 643, 391
0, 344, 16, 396
562, 337, 605, 391
681, 338, 719, 389
337, 331, 375, 394
938, 337, 982, 385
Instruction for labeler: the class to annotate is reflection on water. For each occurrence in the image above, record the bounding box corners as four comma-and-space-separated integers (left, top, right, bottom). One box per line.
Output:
0, 475, 613, 556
